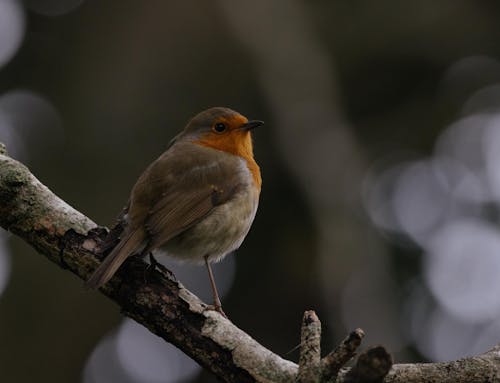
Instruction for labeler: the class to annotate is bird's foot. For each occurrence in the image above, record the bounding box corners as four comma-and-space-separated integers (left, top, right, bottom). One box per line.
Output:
205, 299, 228, 319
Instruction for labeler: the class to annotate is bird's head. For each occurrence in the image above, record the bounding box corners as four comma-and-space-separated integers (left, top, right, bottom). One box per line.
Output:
178, 107, 264, 159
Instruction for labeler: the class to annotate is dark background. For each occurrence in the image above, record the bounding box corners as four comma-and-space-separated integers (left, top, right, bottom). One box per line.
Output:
2, 1, 500, 382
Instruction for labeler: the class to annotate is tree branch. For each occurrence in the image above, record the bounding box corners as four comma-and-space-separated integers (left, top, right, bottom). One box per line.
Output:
2, 148, 500, 382
0, 149, 296, 383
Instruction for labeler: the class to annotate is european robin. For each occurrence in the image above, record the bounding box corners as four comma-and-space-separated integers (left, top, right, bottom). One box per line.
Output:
86, 107, 263, 316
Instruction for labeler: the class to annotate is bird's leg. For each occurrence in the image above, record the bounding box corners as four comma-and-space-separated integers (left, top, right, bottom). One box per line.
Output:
204, 255, 227, 318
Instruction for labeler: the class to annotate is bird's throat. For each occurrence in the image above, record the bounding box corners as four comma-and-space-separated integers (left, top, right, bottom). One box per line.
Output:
194, 133, 261, 190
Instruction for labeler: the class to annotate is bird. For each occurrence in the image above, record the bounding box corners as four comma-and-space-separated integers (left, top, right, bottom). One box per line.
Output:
85, 107, 263, 316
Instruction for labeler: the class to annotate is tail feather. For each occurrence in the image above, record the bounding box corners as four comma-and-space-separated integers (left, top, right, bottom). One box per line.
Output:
85, 229, 145, 289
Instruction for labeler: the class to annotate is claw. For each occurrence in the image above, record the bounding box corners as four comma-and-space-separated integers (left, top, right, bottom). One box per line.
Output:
205, 303, 228, 319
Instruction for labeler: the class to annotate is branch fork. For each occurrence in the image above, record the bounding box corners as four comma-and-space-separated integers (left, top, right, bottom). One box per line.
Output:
296, 311, 391, 383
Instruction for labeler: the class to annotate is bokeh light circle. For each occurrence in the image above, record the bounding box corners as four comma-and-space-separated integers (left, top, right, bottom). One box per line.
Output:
0, 0, 25, 69
116, 319, 201, 383
424, 219, 500, 322
392, 160, 449, 244
0, 90, 64, 161
483, 115, 500, 201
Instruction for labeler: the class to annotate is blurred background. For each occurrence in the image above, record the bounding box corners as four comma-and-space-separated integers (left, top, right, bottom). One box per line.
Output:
2, 0, 500, 382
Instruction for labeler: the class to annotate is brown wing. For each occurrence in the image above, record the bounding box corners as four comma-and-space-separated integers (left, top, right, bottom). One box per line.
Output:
127, 143, 245, 251
145, 179, 242, 250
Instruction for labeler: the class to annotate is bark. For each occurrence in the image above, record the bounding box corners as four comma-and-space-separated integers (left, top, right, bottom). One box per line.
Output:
1, 148, 500, 383
321, 329, 365, 381
297, 311, 322, 383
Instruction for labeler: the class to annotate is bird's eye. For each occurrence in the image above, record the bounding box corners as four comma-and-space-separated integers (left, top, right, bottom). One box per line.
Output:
213, 122, 227, 133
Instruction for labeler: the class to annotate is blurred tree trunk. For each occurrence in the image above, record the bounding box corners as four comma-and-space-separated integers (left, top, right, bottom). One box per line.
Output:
217, 0, 403, 349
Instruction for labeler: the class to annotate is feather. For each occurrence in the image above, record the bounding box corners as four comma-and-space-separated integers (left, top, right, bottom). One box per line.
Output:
85, 229, 145, 289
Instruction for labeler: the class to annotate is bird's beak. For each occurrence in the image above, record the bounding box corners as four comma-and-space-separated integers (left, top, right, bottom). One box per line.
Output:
240, 120, 264, 131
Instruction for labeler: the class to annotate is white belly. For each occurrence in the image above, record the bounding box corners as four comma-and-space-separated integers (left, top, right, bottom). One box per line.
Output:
161, 183, 259, 263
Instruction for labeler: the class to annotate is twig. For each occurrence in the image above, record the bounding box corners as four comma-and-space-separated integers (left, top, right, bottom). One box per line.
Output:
321, 328, 364, 381
297, 310, 321, 383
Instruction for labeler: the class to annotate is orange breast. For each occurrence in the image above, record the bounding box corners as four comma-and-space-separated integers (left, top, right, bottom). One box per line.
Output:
194, 131, 261, 190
